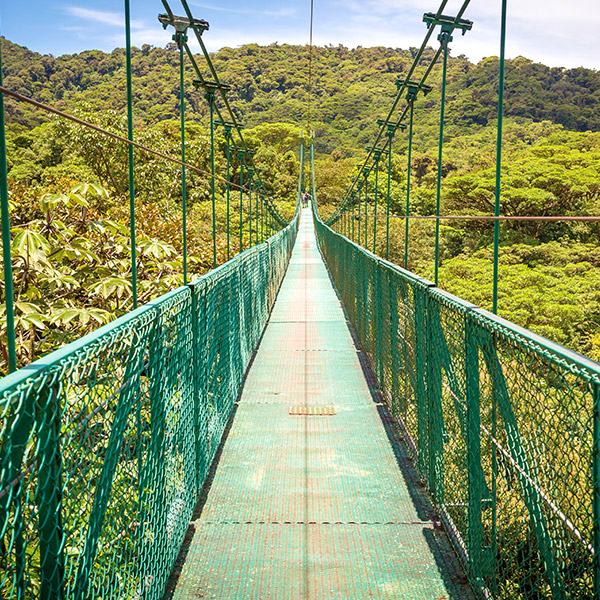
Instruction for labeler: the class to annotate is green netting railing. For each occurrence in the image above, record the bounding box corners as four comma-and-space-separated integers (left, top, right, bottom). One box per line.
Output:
314, 207, 600, 600
0, 207, 298, 599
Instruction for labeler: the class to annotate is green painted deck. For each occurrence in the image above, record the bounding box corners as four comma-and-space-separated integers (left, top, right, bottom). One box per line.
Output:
164, 210, 473, 600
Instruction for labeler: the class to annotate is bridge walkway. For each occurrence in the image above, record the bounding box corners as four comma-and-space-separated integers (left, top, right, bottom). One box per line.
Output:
165, 209, 472, 599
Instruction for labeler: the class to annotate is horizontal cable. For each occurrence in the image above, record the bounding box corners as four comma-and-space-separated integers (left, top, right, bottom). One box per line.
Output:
345, 214, 600, 222
0, 84, 252, 194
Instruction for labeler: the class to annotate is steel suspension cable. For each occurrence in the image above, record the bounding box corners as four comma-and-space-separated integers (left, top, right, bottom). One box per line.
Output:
357, 184, 362, 246
405, 97, 415, 269
224, 126, 232, 260
329, 0, 472, 226
332, 0, 451, 216
307, 0, 315, 136
177, 31, 188, 283
162, 5, 288, 229
385, 127, 393, 260
255, 180, 259, 245
0, 86, 251, 193
125, 0, 138, 308
364, 170, 369, 248
493, 0, 508, 315
352, 214, 600, 222
373, 154, 380, 254
0, 43, 16, 373
207, 88, 217, 268
177, 0, 287, 227
248, 168, 253, 246
239, 151, 245, 252
434, 31, 450, 286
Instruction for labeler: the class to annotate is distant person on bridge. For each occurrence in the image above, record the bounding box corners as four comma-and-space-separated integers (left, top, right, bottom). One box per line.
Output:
302, 192, 311, 207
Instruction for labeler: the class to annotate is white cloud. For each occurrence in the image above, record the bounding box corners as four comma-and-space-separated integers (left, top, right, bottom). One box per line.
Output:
63, 6, 145, 29
188, 3, 253, 15
265, 8, 297, 18
189, 2, 297, 18
318, 0, 600, 69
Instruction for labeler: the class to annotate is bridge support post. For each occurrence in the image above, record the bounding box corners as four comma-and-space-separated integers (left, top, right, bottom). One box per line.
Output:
405, 96, 415, 269
465, 318, 485, 582
192, 281, 209, 486
426, 293, 444, 504
376, 261, 384, 386
36, 380, 65, 599
364, 169, 369, 250
415, 285, 431, 479
248, 167, 254, 248
125, 0, 138, 308
224, 126, 232, 260
0, 39, 17, 372
175, 30, 189, 283
238, 150, 245, 253
389, 272, 401, 413
373, 154, 380, 254
594, 381, 600, 597
357, 183, 362, 246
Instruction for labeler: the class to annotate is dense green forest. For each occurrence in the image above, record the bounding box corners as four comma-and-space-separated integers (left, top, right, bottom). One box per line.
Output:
1, 37, 599, 373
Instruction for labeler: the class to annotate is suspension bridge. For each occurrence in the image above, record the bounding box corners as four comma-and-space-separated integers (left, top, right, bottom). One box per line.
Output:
1, 1, 600, 599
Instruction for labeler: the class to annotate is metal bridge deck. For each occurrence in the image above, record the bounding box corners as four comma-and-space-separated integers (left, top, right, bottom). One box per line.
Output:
164, 210, 471, 599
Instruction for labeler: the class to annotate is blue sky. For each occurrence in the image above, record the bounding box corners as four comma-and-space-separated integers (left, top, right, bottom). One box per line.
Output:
1, 0, 598, 69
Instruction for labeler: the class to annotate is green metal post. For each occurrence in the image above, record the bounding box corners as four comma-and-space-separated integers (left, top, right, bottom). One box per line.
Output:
310, 138, 317, 202
405, 97, 415, 270
389, 275, 401, 412
493, 0, 507, 314
258, 195, 262, 242
594, 381, 600, 598
36, 383, 64, 599
259, 190, 262, 243
466, 319, 484, 580
352, 200, 355, 241
248, 169, 253, 247
260, 193, 267, 242
178, 36, 188, 283
254, 182, 259, 246
364, 170, 369, 249
0, 41, 17, 372
299, 142, 305, 200
386, 129, 393, 261
207, 89, 217, 268
426, 299, 444, 502
376, 262, 384, 383
357, 187, 362, 246
259, 194, 263, 243
225, 128, 231, 260
434, 31, 451, 286
373, 155, 379, 254
125, 0, 138, 308
239, 151, 244, 253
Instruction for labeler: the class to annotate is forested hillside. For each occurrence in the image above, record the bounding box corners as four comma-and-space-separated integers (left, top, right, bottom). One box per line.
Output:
1, 37, 599, 372
4, 38, 600, 149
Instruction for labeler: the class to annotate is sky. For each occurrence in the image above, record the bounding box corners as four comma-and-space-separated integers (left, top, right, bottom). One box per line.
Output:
0, 0, 599, 70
